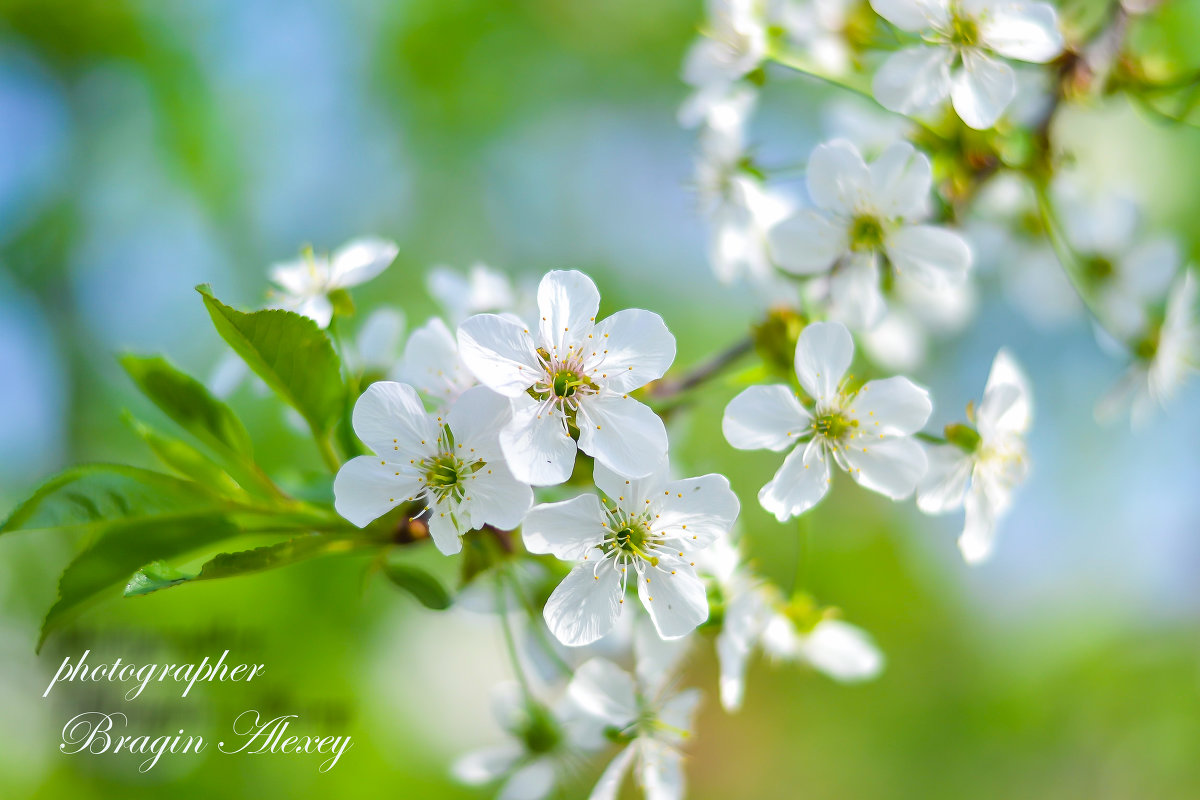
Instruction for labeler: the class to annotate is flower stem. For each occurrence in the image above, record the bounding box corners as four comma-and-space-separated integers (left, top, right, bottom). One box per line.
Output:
788, 514, 810, 598
314, 429, 342, 473
497, 578, 534, 698
648, 335, 754, 402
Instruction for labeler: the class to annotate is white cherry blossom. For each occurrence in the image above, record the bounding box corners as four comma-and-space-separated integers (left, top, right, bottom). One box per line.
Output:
1097, 270, 1199, 427
458, 270, 676, 486
773, 0, 857, 75
870, 0, 1064, 130
395, 317, 477, 409
918, 349, 1032, 564
701, 539, 883, 711
428, 262, 526, 325
334, 382, 532, 555
269, 237, 399, 328
767, 139, 972, 329
723, 320, 931, 521
570, 631, 700, 800
682, 0, 768, 92
452, 682, 604, 800
523, 461, 739, 647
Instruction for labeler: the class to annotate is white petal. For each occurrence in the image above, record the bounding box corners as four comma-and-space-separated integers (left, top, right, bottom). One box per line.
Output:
768, 210, 847, 275
569, 658, 639, 725
886, 224, 972, 289
353, 308, 405, 370
656, 474, 740, 549
828, 251, 886, 330
716, 593, 760, 711
590, 309, 676, 392
396, 317, 474, 405
427, 503, 466, 555
576, 394, 668, 480
499, 759, 556, 800
869, 141, 932, 220
916, 444, 972, 513
842, 435, 927, 499
537, 270, 600, 354
1118, 237, 1180, 301
464, 462, 534, 531
500, 394, 578, 486
851, 376, 932, 435
872, 46, 953, 116
521, 495, 607, 560
328, 236, 398, 287
979, 2, 1063, 63
978, 348, 1032, 438
452, 744, 523, 786
588, 746, 636, 800
639, 560, 709, 640
351, 380, 438, 457
594, 460, 668, 515
800, 619, 885, 682
869, 0, 949, 31
722, 384, 812, 452
634, 619, 692, 695
447, 385, 511, 459
638, 738, 686, 800
758, 439, 831, 521
806, 139, 871, 216
546, 560, 625, 647
794, 320, 855, 404
458, 313, 541, 397
959, 480, 999, 564
951, 51, 1016, 130
296, 294, 334, 328
270, 258, 322, 295
658, 688, 703, 738
333, 456, 423, 527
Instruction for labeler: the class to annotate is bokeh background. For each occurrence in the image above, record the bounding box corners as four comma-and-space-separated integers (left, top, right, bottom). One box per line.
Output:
2, 0, 1200, 797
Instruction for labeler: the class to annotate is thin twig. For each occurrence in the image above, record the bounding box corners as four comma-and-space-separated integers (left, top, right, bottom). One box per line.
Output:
647, 335, 754, 401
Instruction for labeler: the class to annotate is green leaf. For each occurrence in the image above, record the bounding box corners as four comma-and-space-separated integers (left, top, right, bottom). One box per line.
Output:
1, 464, 220, 536
197, 285, 345, 436
40, 514, 241, 650
120, 354, 254, 460
382, 562, 452, 610
123, 413, 244, 497
124, 535, 375, 597
124, 560, 193, 596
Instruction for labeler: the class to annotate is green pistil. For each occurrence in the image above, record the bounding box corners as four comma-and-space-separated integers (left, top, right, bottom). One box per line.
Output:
520, 704, 563, 755
1133, 328, 1160, 361
1081, 255, 1115, 286
944, 422, 982, 453
849, 214, 885, 253
813, 412, 857, 441
423, 452, 484, 504
553, 369, 582, 398
949, 12, 980, 48
606, 517, 658, 565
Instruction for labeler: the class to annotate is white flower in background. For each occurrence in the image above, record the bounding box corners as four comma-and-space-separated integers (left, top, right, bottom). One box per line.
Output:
269, 237, 399, 328
1097, 270, 1199, 427
823, 98, 915, 158
345, 307, 405, 374
458, 270, 676, 486
701, 539, 883, 711
334, 382, 533, 554
772, 0, 856, 75
453, 682, 604, 800
428, 262, 522, 325
723, 321, 931, 521
1057, 187, 1181, 340
918, 349, 1032, 564
682, 0, 768, 91
692, 119, 795, 293
870, 0, 1064, 130
570, 630, 700, 800
858, 275, 977, 370
395, 317, 477, 409
767, 139, 971, 329
524, 461, 739, 646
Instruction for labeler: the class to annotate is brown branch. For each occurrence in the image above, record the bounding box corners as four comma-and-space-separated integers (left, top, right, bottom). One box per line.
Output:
646, 335, 755, 402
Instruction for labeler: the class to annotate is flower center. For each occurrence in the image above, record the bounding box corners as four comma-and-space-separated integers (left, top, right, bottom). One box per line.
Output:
418, 425, 484, 504
519, 704, 563, 755
602, 513, 660, 566
849, 214, 885, 252
813, 411, 857, 442
1082, 255, 1115, 286
949, 12, 980, 48
530, 348, 598, 409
